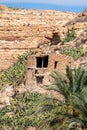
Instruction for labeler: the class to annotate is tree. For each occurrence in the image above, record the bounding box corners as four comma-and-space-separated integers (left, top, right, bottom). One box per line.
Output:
50, 65, 87, 103
37, 65, 87, 130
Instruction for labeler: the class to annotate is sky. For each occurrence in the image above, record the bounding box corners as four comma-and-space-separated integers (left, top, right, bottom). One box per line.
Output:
0, 0, 87, 6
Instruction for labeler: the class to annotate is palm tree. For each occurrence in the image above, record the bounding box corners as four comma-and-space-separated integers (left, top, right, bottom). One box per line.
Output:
50, 65, 87, 102
72, 87, 87, 129
37, 65, 87, 130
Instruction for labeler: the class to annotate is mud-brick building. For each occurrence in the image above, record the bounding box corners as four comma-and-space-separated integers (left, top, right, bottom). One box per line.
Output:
26, 53, 74, 90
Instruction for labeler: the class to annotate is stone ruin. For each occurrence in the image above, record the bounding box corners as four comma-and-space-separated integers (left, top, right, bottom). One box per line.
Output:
25, 52, 74, 90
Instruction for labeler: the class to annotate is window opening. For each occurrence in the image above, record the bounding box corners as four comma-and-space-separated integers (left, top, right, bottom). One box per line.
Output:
36, 57, 42, 68
54, 61, 58, 69
36, 55, 48, 68
43, 56, 48, 68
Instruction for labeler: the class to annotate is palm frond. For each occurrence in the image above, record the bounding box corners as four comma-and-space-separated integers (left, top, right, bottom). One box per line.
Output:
74, 67, 86, 93
50, 70, 68, 100
66, 65, 74, 92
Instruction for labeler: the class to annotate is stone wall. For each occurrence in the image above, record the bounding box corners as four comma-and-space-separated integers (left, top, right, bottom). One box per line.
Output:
26, 53, 74, 90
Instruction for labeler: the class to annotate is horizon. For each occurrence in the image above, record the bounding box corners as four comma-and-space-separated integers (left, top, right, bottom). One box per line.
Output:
0, 2, 87, 12
0, 0, 87, 6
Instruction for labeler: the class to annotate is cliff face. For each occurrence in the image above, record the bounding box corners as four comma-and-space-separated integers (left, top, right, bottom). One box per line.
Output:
0, 7, 87, 71
0, 8, 76, 71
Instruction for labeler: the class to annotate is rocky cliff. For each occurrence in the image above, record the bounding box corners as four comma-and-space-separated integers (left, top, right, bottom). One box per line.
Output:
0, 7, 77, 71
0, 6, 87, 71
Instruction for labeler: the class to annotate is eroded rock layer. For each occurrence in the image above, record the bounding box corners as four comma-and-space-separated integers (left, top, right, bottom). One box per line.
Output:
0, 7, 87, 71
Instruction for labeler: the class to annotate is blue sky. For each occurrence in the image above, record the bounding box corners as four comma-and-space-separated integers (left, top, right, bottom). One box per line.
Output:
0, 0, 87, 6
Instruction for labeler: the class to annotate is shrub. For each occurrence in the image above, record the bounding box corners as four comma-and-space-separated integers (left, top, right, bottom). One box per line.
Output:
61, 29, 76, 43
60, 47, 87, 59
0, 92, 56, 130
0, 51, 32, 86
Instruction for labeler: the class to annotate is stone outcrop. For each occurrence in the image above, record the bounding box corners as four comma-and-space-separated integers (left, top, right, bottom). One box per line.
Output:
0, 84, 27, 108
75, 29, 87, 48
66, 10, 87, 36
0, 85, 14, 108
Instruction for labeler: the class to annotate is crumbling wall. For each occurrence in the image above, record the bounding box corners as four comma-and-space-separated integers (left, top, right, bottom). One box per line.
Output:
48, 53, 74, 73
26, 53, 74, 90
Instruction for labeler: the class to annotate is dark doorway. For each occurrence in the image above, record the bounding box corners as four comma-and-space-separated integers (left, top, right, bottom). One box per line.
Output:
36, 57, 42, 68
36, 76, 44, 86
43, 56, 48, 68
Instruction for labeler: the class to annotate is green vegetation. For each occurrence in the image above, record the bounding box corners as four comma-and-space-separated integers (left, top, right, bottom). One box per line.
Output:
0, 92, 58, 130
0, 66, 87, 130
60, 47, 87, 59
0, 51, 32, 87
36, 65, 87, 130
61, 29, 76, 43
